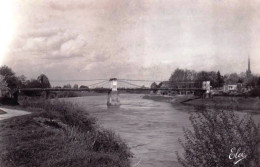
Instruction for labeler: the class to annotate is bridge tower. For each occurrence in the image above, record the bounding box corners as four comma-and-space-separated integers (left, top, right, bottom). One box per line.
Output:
110, 78, 118, 91
107, 78, 120, 106
202, 81, 211, 98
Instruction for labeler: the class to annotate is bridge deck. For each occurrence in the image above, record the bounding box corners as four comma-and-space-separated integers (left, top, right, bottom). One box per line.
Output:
19, 88, 204, 92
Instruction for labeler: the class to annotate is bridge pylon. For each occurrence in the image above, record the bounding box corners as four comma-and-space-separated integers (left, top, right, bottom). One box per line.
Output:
202, 81, 211, 98
107, 78, 120, 106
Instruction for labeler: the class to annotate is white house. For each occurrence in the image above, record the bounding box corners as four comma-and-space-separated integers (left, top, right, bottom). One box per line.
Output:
223, 83, 244, 93
224, 84, 237, 92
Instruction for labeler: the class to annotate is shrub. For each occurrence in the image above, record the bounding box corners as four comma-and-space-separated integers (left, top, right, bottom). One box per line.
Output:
177, 107, 260, 167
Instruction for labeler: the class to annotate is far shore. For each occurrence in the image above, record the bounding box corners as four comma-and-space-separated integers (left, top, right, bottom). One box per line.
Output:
143, 94, 260, 113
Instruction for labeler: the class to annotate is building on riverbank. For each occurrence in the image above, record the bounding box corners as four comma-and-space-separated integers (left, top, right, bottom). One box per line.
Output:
223, 83, 243, 93
223, 84, 237, 93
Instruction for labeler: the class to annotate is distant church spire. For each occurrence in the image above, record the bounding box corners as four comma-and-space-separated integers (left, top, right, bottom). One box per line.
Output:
247, 55, 251, 76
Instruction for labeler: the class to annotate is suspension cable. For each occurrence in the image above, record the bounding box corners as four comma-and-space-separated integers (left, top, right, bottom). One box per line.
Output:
118, 79, 163, 82
50, 79, 107, 82
87, 80, 109, 87
95, 81, 110, 88
117, 80, 143, 88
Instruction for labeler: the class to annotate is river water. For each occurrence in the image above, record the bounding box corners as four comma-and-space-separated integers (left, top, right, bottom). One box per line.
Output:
64, 94, 260, 167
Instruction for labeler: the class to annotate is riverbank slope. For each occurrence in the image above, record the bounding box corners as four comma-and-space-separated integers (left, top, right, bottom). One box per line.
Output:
0, 100, 132, 167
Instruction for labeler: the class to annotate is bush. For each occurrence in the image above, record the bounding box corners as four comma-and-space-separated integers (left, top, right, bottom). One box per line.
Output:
249, 88, 260, 97
177, 107, 260, 167
0, 97, 19, 106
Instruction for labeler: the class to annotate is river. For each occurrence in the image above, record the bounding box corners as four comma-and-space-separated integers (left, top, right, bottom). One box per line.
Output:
64, 94, 260, 167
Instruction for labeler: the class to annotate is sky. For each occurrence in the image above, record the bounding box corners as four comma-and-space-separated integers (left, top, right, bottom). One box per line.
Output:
0, 0, 259, 86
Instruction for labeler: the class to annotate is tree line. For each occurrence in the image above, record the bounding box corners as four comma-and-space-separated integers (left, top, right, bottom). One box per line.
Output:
0, 65, 51, 92
166, 68, 259, 88
0, 65, 90, 96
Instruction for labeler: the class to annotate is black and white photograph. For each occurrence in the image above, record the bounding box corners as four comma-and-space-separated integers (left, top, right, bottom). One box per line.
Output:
0, 0, 259, 166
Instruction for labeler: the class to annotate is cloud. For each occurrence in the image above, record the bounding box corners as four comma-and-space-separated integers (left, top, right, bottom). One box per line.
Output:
22, 28, 61, 38
3, 0, 260, 84
47, 0, 88, 11
60, 36, 86, 54
10, 27, 89, 59
22, 37, 46, 51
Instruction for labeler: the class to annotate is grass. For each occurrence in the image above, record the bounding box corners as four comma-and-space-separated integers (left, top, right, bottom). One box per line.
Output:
0, 100, 132, 167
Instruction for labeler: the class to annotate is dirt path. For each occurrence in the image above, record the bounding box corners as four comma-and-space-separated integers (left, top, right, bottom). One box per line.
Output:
0, 107, 30, 121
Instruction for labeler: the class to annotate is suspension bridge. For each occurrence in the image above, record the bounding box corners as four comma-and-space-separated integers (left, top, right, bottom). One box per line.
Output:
18, 78, 209, 98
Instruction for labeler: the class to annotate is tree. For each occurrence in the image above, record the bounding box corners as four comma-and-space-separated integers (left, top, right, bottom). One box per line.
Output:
150, 82, 157, 89
79, 85, 89, 89
224, 73, 240, 85
216, 71, 224, 87
257, 77, 260, 87
237, 78, 244, 84
177, 107, 259, 167
0, 65, 18, 91
0, 65, 15, 77
17, 75, 27, 88
150, 82, 158, 93
73, 84, 79, 89
0, 75, 7, 88
37, 74, 51, 88
26, 79, 42, 88
244, 75, 258, 87
63, 84, 71, 88
239, 72, 247, 81
195, 71, 218, 88
248, 76, 260, 97
0, 74, 8, 96
169, 69, 197, 82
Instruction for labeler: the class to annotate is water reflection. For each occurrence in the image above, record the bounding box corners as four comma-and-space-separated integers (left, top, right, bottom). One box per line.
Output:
107, 105, 121, 110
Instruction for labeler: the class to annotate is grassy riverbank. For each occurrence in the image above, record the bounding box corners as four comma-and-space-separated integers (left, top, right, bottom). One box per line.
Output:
143, 94, 260, 112
0, 100, 132, 167
185, 96, 260, 112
